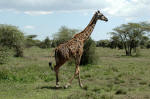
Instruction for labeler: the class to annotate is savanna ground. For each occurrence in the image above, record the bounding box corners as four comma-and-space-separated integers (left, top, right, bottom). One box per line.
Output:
0, 47, 150, 99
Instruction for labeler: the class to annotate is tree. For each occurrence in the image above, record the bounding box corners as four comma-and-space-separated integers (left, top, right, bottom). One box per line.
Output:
110, 22, 150, 56
25, 35, 41, 48
140, 36, 149, 48
96, 40, 110, 48
0, 24, 25, 57
52, 26, 79, 47
146, 41, 150, 48
39, 37, 52, 48
110, 36, 123, 49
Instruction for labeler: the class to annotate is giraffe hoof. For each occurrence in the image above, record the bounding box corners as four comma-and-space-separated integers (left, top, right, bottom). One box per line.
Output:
80, 83, 83, 88
55, 84, 60, 88
64, 83, 71, 89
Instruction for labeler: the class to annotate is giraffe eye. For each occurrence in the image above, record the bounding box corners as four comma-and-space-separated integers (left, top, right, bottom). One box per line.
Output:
98, 13, 102, 16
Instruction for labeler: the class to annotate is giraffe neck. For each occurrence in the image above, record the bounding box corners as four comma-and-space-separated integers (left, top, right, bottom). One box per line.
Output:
73, 13, 98, 42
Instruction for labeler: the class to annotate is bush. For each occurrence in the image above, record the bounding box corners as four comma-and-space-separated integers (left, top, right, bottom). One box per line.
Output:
39, 37, 52, 48
80, 38, 98, 65
0, 47, 9, 64
0, 24, 24, 57
146, 41, 150, 48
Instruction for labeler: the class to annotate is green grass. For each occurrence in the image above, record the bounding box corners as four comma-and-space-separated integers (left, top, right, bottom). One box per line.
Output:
0, 47, 150, 99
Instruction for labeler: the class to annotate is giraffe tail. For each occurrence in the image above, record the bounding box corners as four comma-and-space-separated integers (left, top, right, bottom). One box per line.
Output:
49, 49, 55, 71
49, 62, 54, 71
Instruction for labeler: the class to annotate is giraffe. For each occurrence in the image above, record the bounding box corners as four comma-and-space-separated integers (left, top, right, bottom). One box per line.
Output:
49, 10, 108, 88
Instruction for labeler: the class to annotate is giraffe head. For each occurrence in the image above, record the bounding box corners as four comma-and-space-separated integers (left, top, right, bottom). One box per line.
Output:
96, 10, 108, 22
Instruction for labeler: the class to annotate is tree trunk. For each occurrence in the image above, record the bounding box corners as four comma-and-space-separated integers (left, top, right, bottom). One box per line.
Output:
14, 45, 24, 57
124, 42, 131, 56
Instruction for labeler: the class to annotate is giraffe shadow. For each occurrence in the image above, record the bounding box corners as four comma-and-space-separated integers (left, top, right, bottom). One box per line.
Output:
38, 86, 64, 90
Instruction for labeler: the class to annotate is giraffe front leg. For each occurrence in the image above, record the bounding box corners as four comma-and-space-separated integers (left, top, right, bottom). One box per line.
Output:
64, 66, 79, 88
77, 66, 83, 88
75, 55, 83, 88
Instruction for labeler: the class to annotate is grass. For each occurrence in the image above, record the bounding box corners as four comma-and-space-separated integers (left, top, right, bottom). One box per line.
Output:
0, 47, 150, 99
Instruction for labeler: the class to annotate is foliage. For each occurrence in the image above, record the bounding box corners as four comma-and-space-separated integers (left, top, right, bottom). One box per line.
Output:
0, 46, 9, 64
146, 41, 150, 48
25, 35, 41, 48
140, 36, 149, 48
96, 40, 110, 48
110, 22, 150, 56
39, 37, 52, 48
110, 36, 123, 49
14, 46, 24, 57
0, 24, 25, 57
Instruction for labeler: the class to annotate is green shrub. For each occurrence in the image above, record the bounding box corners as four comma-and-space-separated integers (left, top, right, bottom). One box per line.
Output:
39, 37, 52, 48
0, 24, 25, 57
146, 41, 150, 48
80, 38, 98, 65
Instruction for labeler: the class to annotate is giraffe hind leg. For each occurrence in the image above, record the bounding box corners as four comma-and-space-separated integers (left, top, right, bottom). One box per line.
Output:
54, 60, 66, 88
54, 64, 60, 87
49, 62, 53, 70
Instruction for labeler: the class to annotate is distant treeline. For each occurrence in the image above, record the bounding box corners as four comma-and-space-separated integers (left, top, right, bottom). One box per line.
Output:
0, 22, 150, 64
96, 38, 150, 49
38, 22, 150, 56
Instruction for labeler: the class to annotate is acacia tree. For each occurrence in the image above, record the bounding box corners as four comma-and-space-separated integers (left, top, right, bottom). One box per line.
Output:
110, 22, 150, 56
25, 35, 41, 48
110, 36, 123, 49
